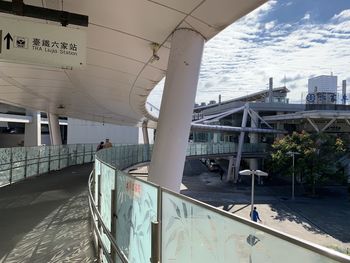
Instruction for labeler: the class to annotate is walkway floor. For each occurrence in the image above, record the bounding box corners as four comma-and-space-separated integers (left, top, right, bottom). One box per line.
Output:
0, 164, 96, 263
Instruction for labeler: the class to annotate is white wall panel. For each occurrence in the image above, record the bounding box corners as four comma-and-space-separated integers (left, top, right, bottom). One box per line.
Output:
67, 118, 138, 144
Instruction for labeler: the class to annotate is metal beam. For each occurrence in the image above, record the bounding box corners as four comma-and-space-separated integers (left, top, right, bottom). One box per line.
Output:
264, 110, 350, 122
0, 0, 88, 27
345, 119, 350, 127
203, 106, 245, 124
0, 113, 31, 123
250, 108, 273, 129
191, 123, 286, 134
40, 118, 67, 126
321, 118, 336, 132
307, 118, 319, 133
234, 104, 249, 183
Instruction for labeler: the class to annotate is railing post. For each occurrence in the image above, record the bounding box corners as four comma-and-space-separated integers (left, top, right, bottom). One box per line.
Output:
37, 147, 40, 175
75, 144, 78, 164
48, 146, 51, 172
110, 189, 117, 262
58, 146, 61, 169
9, 147, 13, 184
83, 144, 86, 163
97, 173, 103, 263
24, 148, 27, 179
66, 146, 69, 165
91, 144, 94, 162
151, 221, 160, 263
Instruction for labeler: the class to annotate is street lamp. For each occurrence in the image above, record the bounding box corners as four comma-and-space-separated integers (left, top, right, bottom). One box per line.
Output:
286, 151, 300, 200
239, 169, 268, 221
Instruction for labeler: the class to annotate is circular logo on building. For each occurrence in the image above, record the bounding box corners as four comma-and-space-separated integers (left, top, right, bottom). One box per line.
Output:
306, 93, 315, 103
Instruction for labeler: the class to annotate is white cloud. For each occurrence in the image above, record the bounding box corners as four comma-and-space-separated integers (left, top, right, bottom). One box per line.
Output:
265, 21, 276, 30
302, 13, 311, 21
148, 3, 350, 108
332, 9, 350, 22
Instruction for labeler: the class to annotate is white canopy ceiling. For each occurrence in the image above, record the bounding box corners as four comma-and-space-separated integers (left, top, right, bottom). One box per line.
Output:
0, 0, 267, 127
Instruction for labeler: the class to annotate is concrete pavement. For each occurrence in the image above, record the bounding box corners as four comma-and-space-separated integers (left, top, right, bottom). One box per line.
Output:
0, 164, 96, 263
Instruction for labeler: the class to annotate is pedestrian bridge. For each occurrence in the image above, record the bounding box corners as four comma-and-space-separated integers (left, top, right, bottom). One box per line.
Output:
0, 143, 349, 263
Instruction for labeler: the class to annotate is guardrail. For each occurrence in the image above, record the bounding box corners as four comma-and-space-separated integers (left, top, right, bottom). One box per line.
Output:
89, 143, 350, 263
0, 143, 97, 187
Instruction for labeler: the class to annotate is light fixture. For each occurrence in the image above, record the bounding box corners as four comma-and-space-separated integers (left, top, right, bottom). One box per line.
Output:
150, 42, 160, 63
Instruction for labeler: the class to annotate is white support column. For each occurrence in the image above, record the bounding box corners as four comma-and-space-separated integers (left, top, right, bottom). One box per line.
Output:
226, 156, 234, 182
249, 111, 259, 172
148, 28, 204, 192
234, 104, 249, 183
276, 112, 284, 140
48, 113, 62, 145
342, 80, 347, 105
24, 110, 41, 146
142, 120, 150, 145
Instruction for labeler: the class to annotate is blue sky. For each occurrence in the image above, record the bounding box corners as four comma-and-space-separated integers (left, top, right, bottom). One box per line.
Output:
148, 0, 350, 107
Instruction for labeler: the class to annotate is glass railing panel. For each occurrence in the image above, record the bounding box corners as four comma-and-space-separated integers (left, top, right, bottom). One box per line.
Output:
100, 162, 116, 262
137, 145, 143, 163
111, 146, 119, 167
94, 159, 101, 203
195, 144, 202, 155
68, 144, 77, 166
200, 143, 207, 155
84, 144, 94, 163
132, 145, 138, 165
0, 148, 11, 186
49, 145, 59, 171
213, 143, 219, 154
38, 146, 50, 174
11, 147, 26, 182
142, 145, 150, 163
76, 144, 84, 164
26, 146, 40, 177
190, 144, 196, 156
162, 190, 340, 263
115, 171, 158, 263
59, 145, 69, 169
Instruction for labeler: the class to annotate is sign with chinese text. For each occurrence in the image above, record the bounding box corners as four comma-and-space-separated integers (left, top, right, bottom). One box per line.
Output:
0, 16, 86, 68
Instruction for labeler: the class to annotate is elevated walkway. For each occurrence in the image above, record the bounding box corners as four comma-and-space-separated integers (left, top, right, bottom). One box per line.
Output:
0, 143, 349, 263
0, 164, 95, 263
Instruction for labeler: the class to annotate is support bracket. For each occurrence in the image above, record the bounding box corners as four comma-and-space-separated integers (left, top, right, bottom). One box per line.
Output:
0, 0, 89, 27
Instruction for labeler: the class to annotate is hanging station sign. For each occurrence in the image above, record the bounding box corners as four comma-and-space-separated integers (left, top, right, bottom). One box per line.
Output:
0, 16, 86, 69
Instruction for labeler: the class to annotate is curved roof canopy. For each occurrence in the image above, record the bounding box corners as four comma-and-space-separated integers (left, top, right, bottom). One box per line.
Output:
0, 0, 267, 126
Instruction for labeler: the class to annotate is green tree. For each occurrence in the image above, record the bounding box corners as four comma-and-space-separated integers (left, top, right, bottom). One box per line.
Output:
270, 131, 345, 196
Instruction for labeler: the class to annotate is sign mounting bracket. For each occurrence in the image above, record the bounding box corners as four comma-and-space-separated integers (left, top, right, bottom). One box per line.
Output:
0, 0, 88, 27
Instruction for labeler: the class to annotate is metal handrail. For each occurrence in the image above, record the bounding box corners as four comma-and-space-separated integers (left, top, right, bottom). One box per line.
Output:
88, 196, 114, 263
87, 171, 129, 263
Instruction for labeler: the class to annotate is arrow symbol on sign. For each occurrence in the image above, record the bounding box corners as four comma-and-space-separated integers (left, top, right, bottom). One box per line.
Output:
4, 33, 13, 50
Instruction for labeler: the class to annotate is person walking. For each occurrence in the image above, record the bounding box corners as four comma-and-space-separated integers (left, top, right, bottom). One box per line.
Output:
251, 207, 262, 223
104, 138, 112, 148
219, 167, 224, 181
96, 141, 104, 151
